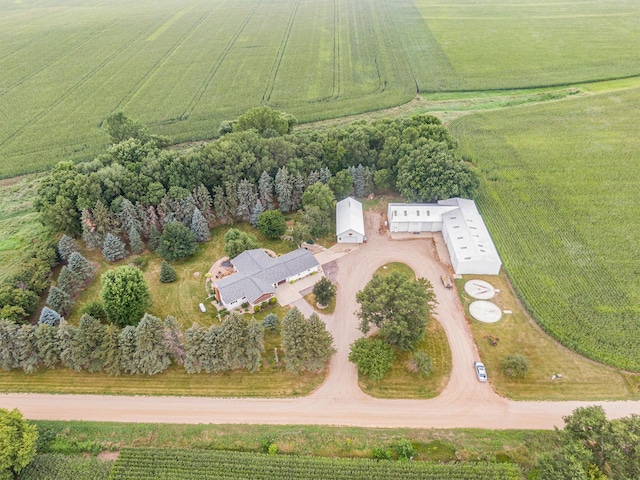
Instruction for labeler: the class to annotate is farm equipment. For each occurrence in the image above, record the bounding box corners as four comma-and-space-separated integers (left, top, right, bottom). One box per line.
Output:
440, 274, 453, 289
485, 335, 499, 347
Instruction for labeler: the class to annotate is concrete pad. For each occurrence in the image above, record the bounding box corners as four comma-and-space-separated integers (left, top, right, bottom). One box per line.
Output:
464, 279, 496, 300
275, 271, 326, 306
469, 301, 502, 323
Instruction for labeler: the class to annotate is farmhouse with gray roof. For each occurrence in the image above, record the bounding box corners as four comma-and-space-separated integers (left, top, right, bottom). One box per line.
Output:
213, 248, 320, 310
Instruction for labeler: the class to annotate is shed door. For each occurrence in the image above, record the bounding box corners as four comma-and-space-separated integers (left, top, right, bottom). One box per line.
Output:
408, 222, 421, 233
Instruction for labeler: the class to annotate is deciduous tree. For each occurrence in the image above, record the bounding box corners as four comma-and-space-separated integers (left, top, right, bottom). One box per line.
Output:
0, 408, 38, 479
356, 272, 434, 350
349, 338, 395, 381
312, 277, 336, 307
224, 228, 258, 258
257, 210, 286, 239
100, 265, 151, 327
156, 222, 198, 261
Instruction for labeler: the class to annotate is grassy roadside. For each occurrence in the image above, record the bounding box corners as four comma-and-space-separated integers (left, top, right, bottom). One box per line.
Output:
457, 273, 640, 401
34, 420, 556, 469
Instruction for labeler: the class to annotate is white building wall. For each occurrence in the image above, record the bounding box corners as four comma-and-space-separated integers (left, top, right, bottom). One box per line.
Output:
337, 229, 364, 243
286, 265, 320, 283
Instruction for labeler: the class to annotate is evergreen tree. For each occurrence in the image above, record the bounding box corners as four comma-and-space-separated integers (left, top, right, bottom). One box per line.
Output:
102, 233, 128, 262
190, 207, 210, 242
363, 165, 375, 196
304, 313, 336, 372
319, 167, 332, 184
245, 319, 264, 373
160, 260, 177, 283
128, 226, 144, 254
57, 234, 79, 261
275, 166, 293, 213
183, 323, 207, 374
204, 325, 223, 373
281, 307, 335, 373
156, 222, 198, 261
74, 314, 106, 373
68, 252, 96, 281
38, 307, 62, 327
194, 184, 214, 225
262, 313, 279, 332
56, 266, 83, 296
136, 201, 151, 239
81, 208, 102, 250
57, 319, 80, 370
225, 181, 239, 221
35, 323, 61, 369
213, 185, 231, 222
134, 313, 171, 375
236, 179, 257, 222
290, 172, 306, 211
218, 312, 249, 370
307, 170, 321, 186
119, 198, 142, 234
100, 324, 122, 376
348, 164, 366, 197
250, 199, 264, 228
118, 325, 138, 374
80, 300, 107, 322
164, 316, 185, 366
93, 200, 120, 239
46, 286, 74, 317
147, 205, 161, 234
0, 320, 20, 371
258, 171, 275, 210
101, 265, 151, 327
148, 225, 161, 252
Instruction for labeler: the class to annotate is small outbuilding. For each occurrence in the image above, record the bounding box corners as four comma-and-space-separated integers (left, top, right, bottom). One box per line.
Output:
336, 197, 365, 243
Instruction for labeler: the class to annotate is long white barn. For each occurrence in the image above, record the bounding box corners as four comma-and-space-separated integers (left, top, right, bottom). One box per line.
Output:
387, 198, 502, 275
336, 197, 365, 243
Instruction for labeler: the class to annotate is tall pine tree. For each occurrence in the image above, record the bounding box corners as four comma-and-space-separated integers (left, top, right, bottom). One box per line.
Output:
74, 314, 106, 373
134, 313, 171, 375
68, 252, 96, 281
250, 199, 264, 227
102, 233, 128, 262
258, 171, 274, 210
236, 179, 257, 222
190, 207, 210, 242
58, 234, 79, 261
46, 286, 74, 317
35, 323, 61, 369
275, 166, 293, 213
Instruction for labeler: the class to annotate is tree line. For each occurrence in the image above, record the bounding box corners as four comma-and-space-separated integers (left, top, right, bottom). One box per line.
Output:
0, 307, 333, 376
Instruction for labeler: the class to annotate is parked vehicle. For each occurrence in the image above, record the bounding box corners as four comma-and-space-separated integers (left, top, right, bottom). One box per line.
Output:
474, 361, 487, 382
441, 274, 453, 289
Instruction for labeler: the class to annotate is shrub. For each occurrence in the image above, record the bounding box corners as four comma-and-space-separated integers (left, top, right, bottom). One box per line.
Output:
253, 305, 261, 313
501, 354, 530, 378
269, 297, 277, 305
408, 351, 433, 377
372, 447, 393, 460
262, 314, 279, 332
242, 302, 249, 309
129, 256, 149, 270
261, 302, 268, 309
348, 338, 395, 381
394, 439, 417, 460
38, 307, 62, 326
157, 222, 198, 261
80, 300, 107, 322
160, 261, 177, 283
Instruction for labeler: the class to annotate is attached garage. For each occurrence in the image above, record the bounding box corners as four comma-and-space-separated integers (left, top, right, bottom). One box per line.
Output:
336, 197, 365, 243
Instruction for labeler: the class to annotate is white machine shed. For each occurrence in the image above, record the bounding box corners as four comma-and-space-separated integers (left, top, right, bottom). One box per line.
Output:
336, 197, 365, 243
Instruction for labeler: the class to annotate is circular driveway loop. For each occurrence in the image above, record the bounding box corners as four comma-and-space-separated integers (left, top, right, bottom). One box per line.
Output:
2, 212, 639, 429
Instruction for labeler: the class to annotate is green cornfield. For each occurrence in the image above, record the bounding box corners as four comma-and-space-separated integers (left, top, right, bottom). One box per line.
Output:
450, 87, 640, 371
21, 454, 112, 480
108, 448, 522, 479
1, 0, 639, 178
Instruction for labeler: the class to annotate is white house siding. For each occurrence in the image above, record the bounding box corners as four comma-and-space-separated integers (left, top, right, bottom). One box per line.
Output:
286, 265, 320, 283
337, 229, 364, 243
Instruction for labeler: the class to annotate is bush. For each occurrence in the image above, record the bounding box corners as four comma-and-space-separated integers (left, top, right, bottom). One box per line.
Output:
348, 338, 395, 381
80, 300, 107, 322
261, 302, 268, 309
129, 256, 149, 270
242, 302, 249, 309
501, 354, 530, 378
394, 439, 417, 460
269, 297, 277, 305
160, 260, 177, 283
253, 305, 261, 313
262, 314, 279, 332
408, 351, 433, 377
372, 447, 393, 460
157, 222, 198, 261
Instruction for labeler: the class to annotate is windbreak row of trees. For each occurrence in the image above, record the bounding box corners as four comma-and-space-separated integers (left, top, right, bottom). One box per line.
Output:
34, 108, 478, 238
0, 307, 333, 376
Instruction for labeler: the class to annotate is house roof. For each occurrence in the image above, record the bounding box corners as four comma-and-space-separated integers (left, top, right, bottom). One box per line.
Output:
215, 248, 319, 305
336, 197, 365, 236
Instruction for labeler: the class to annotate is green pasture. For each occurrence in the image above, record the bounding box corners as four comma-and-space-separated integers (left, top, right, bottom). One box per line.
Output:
1, 0, 639, 178
450, 87, 640, 371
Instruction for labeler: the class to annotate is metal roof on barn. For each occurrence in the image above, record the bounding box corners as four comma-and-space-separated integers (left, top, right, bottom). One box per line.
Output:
336, 197, 365, 236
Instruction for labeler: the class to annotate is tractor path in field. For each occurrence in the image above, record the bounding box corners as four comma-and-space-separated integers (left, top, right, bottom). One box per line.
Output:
2, 212, 640, 428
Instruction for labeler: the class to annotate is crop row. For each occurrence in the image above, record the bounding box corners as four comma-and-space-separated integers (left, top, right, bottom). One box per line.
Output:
21, 454, 112, 480
108, 448, 521, 480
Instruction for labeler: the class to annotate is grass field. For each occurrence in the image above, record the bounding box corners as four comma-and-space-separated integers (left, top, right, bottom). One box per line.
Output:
1, 0, 639, 178
458, 274, 640, 401
450, 87, 640, 371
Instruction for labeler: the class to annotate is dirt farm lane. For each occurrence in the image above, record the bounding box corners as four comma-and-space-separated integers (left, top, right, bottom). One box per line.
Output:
1, 212, 639, 429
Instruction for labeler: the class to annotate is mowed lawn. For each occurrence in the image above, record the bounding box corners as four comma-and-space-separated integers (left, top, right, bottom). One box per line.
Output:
2, 0, 640, 178
449, 87, 640, 371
